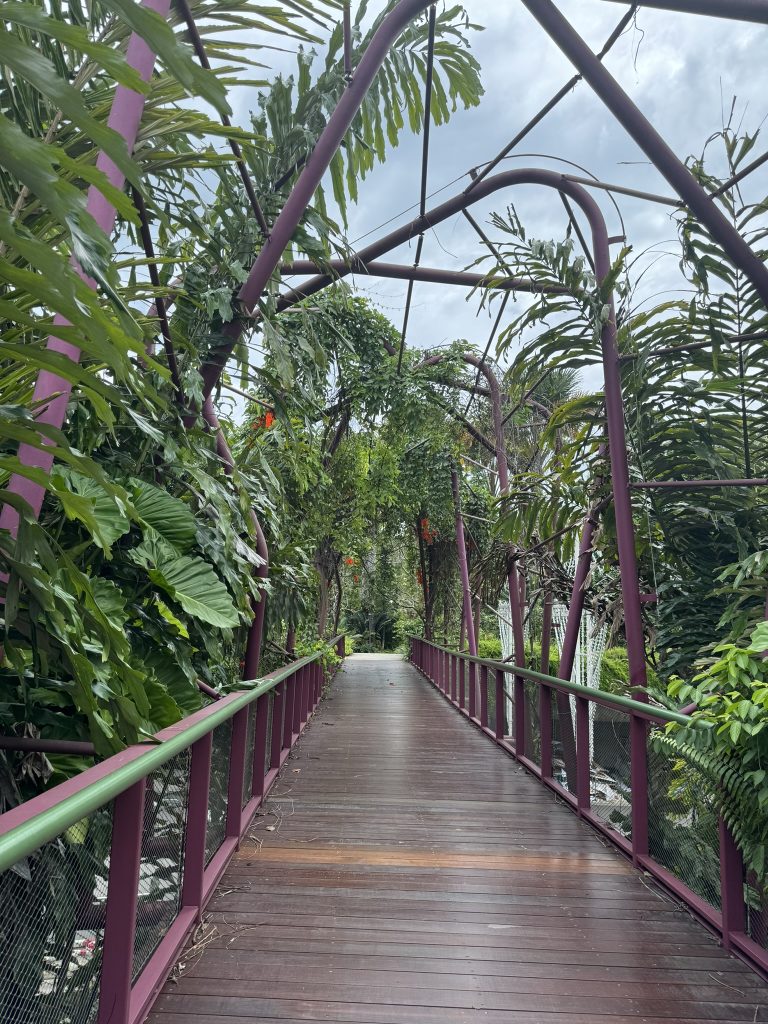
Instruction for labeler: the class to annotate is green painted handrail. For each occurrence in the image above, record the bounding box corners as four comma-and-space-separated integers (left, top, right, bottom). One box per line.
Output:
0, 637, 344, 874
411, 637, 697, 728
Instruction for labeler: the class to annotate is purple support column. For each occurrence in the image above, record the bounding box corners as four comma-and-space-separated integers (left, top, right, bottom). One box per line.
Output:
0, 0, 172, 537
225, 707, 249, 838
98, 780, 146, 1024
719, 817, 746, 948
182, 734, 213, 915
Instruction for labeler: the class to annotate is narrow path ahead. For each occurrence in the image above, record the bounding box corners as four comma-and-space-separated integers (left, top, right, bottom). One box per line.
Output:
149, 653, 765, 1024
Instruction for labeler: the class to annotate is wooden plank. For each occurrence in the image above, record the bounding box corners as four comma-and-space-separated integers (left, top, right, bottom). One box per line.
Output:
148, 654, 763, 1024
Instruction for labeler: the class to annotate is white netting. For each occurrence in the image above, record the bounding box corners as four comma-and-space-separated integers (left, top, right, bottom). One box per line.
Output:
497, 560, 608, 689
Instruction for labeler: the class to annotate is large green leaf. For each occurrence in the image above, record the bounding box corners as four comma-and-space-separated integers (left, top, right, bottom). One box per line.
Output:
147, 554, 240, 628
131, 478, 197, 552
58, 470, 131, 551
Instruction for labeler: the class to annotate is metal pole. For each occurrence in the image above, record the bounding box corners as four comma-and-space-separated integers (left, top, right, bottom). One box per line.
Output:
520, 0, 768, 307
0, 0, 172, 537
280, 259, 562, 294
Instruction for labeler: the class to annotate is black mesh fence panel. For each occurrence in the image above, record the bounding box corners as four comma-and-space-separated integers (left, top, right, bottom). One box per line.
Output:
132, 751, 190, 980
523, 681, 540, 765
242, 704, 257, 809
647, 730, 720, 912
205, 719, 233, 864
551, 691, 577, 795
0, 805, 112, 1024
590, 704, 632, 838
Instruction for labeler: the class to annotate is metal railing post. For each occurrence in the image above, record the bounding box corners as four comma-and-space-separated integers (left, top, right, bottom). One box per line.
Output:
97, 780, 146, 1024
719, 817, 746, 949
468, 661, 476, 719
459, 659, 466, 708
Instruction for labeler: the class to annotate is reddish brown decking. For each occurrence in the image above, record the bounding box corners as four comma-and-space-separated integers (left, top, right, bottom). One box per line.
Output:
148, 653, 766, 1024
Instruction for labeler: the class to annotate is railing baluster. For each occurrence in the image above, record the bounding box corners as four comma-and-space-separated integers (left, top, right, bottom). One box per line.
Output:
450, 654, 457, 702
468, 661, 476, 719
540, 684, 553, 779
182, 732, 213, 914
630, 714, 649, 863
226, 706, 249, 837
575, 696, 590, 812
97, 780, 146, 1024
719, 817, 745, 949
459, 659, 466, 708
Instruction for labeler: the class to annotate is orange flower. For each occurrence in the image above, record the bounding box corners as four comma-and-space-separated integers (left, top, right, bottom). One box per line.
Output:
345, 557, 355, 566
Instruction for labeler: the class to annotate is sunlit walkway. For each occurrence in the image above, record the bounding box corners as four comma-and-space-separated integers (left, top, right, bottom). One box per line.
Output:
149, 654, 765, 1023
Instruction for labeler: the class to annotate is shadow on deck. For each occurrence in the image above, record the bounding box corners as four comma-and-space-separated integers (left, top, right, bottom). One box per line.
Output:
148, 653, 766, 1024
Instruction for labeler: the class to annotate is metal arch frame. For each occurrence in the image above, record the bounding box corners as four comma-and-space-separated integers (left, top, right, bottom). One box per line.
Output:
1, 1, 766, 700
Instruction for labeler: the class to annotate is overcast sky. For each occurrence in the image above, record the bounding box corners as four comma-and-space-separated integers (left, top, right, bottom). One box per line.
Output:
233, 2, 767, 388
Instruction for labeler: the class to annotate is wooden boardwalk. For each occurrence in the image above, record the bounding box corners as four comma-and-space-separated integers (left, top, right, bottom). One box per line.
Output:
149, 653, 766, 1024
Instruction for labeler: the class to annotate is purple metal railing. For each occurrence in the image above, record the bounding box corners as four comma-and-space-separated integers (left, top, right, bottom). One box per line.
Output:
410, 636, 768, 980
0, 637, 345, 1024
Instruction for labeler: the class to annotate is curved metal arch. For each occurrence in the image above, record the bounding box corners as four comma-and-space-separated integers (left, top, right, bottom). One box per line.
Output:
198, 0, 768, 401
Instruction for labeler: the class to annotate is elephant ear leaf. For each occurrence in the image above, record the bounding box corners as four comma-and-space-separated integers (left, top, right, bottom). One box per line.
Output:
147, 554, 241, 629
131, 478, 197, 552
57, 469, 130, 552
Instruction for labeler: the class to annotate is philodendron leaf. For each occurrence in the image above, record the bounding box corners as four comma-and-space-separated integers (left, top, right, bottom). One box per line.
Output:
147, 554, 240, 629
57, 470, 131, 552
131, 478, 196, 552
